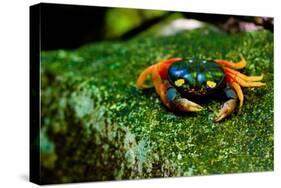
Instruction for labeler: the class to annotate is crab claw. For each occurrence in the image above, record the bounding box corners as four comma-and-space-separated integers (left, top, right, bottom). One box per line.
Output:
173, 98, 204, 112
214, 99, 237, 122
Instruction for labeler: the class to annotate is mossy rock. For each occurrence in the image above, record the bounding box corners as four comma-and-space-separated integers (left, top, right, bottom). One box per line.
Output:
40, 28, 273, 184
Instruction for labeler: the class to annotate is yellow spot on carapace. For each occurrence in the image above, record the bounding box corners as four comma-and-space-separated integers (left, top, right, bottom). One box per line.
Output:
175, 79, 185, 87
207, 80, 217, 88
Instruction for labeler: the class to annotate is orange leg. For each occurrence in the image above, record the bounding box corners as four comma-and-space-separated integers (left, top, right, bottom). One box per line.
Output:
225, 67, 264, 82
136, 64, 155, 89
232, 76, 265, 87
215, 55, 246, 69
225, 69, 266, 87
222, 56, 266, 108
226, 72, 262, 108
229, 81, 244, 107
151, 64, 170, 107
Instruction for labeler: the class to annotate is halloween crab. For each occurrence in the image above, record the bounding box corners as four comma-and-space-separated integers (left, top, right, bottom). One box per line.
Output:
136, 56, 265, 122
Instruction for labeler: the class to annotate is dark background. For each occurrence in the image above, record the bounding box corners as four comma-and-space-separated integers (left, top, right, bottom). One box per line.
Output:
39, 3, 273, 51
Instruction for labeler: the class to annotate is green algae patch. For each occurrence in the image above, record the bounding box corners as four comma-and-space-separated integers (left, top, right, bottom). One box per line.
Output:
40, 28, 273, 183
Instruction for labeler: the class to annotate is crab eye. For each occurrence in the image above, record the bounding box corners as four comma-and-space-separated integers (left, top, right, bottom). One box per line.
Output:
206, 80, 217, 88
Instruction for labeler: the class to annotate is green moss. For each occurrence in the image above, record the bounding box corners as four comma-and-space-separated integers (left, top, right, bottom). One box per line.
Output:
40, 28, 273, 184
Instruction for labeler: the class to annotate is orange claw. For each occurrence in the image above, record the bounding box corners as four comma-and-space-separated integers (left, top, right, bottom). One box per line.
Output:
215, 98, 237, 122
173, 98, 203, 112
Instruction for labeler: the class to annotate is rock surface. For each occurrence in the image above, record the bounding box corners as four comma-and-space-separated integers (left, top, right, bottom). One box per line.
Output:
40, 28, 273, 184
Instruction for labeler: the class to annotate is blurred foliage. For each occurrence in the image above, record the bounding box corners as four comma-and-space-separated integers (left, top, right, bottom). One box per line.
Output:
40, 27, 273, 184
105, 8, 167, 39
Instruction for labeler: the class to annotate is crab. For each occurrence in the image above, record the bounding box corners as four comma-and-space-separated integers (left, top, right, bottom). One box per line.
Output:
136, 55, 265, 122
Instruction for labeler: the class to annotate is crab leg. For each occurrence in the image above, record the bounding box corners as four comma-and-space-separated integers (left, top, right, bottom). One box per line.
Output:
215, 85, 238, 122
136, 64, 155, 89
224, 67, 263, 82
230, 81, 244, 107
232, 76, 265, 87
151, 64, 170, 107
215, 55, 246, 69
225, 69, 265, 88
